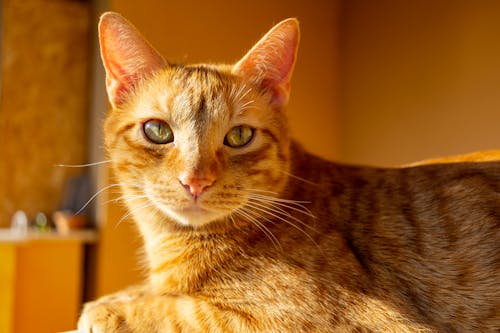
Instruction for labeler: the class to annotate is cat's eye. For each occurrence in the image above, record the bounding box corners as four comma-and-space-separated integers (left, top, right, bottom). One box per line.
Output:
143, 119, 174, 144
224, 125, 254, 148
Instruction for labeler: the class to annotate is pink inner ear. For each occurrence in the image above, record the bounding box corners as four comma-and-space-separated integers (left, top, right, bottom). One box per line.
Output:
104, 66, 141, 107
103, 57, 137, 106
233, 18, 300, 108
99, 12, 166, 107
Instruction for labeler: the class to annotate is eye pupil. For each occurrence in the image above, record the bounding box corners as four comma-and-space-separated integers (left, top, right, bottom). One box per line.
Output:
143, 119, 174, 144
224, 125, 254, 148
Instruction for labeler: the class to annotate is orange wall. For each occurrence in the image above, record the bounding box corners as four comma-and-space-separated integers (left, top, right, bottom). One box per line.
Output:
338, 0, 500, 165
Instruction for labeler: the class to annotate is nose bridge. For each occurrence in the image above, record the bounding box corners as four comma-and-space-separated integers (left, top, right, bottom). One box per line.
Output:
178, 136, 220, 184
190, 143, 219, 179
178, 140, 221, 197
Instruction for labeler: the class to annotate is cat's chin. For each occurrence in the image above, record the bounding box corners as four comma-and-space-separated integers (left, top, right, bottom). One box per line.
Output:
158, 204, 229, 227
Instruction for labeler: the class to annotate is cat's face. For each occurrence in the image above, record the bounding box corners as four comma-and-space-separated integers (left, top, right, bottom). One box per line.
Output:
99, 13, 299, 228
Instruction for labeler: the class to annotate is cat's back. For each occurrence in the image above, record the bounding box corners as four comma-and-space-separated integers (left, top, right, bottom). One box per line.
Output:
290, 145, 500, 331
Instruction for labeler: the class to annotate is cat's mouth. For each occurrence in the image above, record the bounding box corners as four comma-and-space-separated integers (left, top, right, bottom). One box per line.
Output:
144, 185, 232, 226
152, 198, 229, 227
167, 204, 227, 226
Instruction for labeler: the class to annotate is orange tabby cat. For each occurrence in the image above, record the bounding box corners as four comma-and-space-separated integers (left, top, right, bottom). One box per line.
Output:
78, 12, 500, 333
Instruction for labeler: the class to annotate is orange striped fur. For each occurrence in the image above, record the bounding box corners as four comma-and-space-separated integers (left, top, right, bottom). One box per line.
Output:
79, 12, 500, 333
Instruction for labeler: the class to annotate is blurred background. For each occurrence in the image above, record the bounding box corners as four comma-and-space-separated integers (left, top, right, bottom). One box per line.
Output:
0, 0, 499, 332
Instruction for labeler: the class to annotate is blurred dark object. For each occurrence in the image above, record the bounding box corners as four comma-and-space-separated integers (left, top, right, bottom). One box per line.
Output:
60, 173, 91, 214
53, 174, 91, 233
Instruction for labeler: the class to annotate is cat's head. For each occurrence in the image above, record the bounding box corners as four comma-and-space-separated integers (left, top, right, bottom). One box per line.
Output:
99, 12, 299, 229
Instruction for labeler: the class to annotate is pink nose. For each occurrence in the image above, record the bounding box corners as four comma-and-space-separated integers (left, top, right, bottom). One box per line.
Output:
178, 174, 215, 198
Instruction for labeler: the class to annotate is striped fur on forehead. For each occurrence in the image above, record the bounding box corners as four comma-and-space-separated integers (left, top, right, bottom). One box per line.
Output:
105, 59, 292, 156
120, 64, 286, 142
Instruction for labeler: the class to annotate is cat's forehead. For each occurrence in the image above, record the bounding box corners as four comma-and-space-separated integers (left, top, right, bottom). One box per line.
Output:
136, 64, 256, 125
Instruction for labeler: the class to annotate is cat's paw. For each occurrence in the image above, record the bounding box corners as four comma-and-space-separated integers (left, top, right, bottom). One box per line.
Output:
78, 301, 131, 333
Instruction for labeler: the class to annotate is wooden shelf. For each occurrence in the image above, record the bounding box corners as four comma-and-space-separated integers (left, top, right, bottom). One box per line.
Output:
0, 229, 98, 244
0, 228, 96, 332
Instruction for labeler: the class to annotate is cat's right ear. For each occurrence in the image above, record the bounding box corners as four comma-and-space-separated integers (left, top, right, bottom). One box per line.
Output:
98, 12, 167, 108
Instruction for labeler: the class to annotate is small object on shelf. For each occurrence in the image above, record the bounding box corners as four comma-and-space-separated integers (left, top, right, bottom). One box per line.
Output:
34, 212, 51, 231
10, 210, 29, 234
52, 210, 87, 234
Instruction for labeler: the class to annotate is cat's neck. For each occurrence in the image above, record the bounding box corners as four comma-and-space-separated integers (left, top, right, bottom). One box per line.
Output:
143, 223, 254, 294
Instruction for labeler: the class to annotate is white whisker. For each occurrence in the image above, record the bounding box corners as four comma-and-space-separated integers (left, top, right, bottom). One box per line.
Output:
281, 171, 319, 186
103, 194, 149, 206
247, 194, 315, 218
235, 208, 282, 251
115, 201, 155, 229
247, 199, 292, 218
234, 84, 248, 102
229, 214, 237, 226
55, 160, 112, 168
244, 200, 316, 233
74, 183, 122, 215
243, 201, 320, 250
248, 193, 310, 205
238, 99, 257, 112
239, 188, 279, 195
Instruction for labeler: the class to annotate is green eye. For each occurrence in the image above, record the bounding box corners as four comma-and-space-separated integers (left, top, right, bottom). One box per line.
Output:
143, 119, 174, 144
224, 125, 254, 148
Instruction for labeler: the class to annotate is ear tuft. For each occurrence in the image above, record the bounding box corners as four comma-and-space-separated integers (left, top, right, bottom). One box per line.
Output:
232, 18, 300, 108
99, 12, 167, 108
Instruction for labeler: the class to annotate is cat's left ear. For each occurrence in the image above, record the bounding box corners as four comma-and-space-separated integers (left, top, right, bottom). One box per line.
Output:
99, 12, 167, 108
232, 18, 300, 108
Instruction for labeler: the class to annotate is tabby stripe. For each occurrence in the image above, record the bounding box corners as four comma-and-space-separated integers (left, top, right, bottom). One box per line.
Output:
345, 174, 372, 274
234, 143, 272, 165
200, 301, 228, 332
151, 253, 189, 274
214, 303, 256, 330
398, 168, 423, 255
245, 169, 272, 178
260, 128, 288, 162
168, 299, 185, 333
436, 174, 459, 252
176, 296, 203, 331
260, 128, 278, 143
193, 300, 211, 332
123, 136, 164, 158
170, 317, 184, 333
197, 95, 206, 115
116, 123, 136, 137
344, 186, 361, 266
396, 276, 433, 326
115, 163, 147, 175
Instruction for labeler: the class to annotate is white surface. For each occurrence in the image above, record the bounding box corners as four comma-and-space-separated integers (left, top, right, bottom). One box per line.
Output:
0, 229, 97, 243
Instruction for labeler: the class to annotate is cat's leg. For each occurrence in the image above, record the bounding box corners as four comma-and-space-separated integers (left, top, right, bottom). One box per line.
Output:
78, 292, 257, 333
